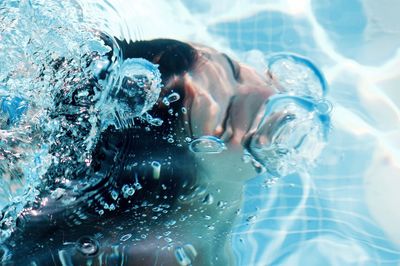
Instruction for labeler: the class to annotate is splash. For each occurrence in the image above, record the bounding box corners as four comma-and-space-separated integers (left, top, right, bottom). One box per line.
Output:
0, 0, 162, 242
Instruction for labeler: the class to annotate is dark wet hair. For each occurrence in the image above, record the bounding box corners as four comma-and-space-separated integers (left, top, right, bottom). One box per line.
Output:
116, 38, 197, 82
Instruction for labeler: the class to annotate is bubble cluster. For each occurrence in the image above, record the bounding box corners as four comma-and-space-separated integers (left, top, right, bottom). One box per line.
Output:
0, 0, 163, 243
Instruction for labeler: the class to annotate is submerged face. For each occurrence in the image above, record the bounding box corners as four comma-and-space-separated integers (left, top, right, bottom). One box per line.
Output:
1, 38, 276, 265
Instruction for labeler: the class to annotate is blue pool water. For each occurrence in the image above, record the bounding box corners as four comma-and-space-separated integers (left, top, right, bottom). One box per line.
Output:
1, 0, 400, 265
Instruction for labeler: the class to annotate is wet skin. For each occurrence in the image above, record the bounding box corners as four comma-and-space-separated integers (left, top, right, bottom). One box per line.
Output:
5, 39, 275, 265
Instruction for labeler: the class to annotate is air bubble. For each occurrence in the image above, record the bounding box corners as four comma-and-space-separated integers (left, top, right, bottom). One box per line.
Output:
189, 136, 226, 154
114, 58, 162, 117
217, 201, 227, 208
120, 233, 132, 242
162, 97, 170, 106
167, 92, 180, 103
244, 94, 330, 177
111, 190, 118, 201
151, 161, 161, 179
246, 215, 257, 223
175, 246, 192, 266
164, 220, 177, 227
75, 236, 99, 256
315, 99, 333, 115
149, 118, 163, 127
266, 54, 327, 99
133, 174, 142, 190
122, 185, 135, 198
202, 193, 214, 205
183, 244, 197, 260
152, 206, 163, 212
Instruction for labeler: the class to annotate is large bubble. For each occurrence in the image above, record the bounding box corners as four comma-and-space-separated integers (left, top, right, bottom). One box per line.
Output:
244, 54, 331, 177
102, 58, 163, 130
